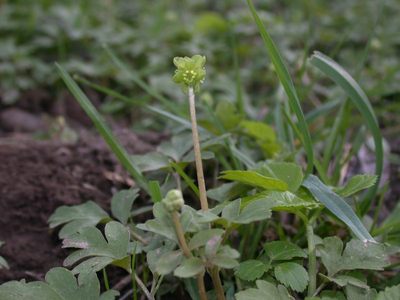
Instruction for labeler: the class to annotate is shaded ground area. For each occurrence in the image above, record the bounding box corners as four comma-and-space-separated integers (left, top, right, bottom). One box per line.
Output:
0, 129, 159, 283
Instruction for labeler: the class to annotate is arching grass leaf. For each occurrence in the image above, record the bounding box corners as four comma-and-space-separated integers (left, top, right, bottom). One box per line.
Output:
309, 52, 383, 215
303, 175, 374, 241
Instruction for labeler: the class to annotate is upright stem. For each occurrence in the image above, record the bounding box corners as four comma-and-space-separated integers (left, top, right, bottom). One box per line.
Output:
196, 272, 208, 300
210, 266, 225, 300
188, 87, 208, 211
171, 211, 208, 300
172, 211, 192, 257
307, 223, 317, 296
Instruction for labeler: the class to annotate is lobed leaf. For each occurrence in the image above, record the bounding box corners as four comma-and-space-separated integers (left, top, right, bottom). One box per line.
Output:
220, 170, 288, 191
334, 174, 377, 198
264, 241, 307, 261
48, 201, 109, 239
174, 257, 204, 278
0, 268, 119, 300
235, 280, 293, 300
111, 189, 139, 225
274, 262, 309, 292
234, 260, 268, 281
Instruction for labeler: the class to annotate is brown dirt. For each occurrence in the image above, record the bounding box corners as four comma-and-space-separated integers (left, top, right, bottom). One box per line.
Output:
0, 130, 159, 283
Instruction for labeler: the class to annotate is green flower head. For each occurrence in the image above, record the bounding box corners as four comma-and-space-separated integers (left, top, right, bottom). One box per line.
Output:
162, 189, 185, 212
173, 55, 206, 93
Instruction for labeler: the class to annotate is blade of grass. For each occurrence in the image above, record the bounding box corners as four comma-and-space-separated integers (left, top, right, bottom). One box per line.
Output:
102, 44, 182, 116
309, 52, 383, 215
229, 25, 245, 115
246, 0, 314, 175
170, 162, 200, 197
303, 175, 374, 242
55, 63, 149, 192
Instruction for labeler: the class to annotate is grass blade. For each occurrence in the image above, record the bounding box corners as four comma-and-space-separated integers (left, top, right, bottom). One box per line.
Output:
102, 44, 182, 116
55, 63, 149, 192
303, 175, 374, 242
246, 0, 314, 175
309, 51, 383, 215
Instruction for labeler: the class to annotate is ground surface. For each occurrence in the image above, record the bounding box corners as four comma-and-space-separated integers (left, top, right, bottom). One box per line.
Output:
0, 99, 163, 283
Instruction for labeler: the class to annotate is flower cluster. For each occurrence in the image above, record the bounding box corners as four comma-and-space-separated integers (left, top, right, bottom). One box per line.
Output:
172, 55, 206, 93
162, 189, 185, 212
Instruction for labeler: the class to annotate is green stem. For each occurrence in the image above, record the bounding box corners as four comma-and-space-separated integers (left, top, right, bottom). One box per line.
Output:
131, 254, 137, 300
306, 223, 317, 296
171, 211, 208, 300
210, 266, 225, 300
188, 87, 208, 211
102, 268, 110, 291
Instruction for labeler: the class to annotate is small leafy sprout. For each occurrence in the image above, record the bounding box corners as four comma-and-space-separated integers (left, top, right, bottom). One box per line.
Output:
173, 55, 206, 93
162, 189, 185, 212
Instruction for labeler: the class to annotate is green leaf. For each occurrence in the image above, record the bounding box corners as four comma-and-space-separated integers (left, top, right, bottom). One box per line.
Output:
188, 229, 225, 250
220, 170, 288, 191
235, 260, 268, 281
137, 202, 177, 242
260, 162, 303, 192
246, 0, 314, 175
377, 284, 400, 300
264, 241, 306, 261
148, 180, 162, 203
345, 285, 377, 300
0, 241, 8, 270
309, 51, 383, 215
334, 175, 377, 198
111, 189, 139, 225
63, 221, 130, 274
216, 100, 242, 130
55, 63, 148, 192
274, 262, 309, 292
130, 152, 170, 172
174, 257, 204, 278
239, 120, 276, 142
207, 182, 249, 202
0, 268, 119, 300
211, 255, 239, 269
222, 199, 241, 221
321, 275, 369, 289
235, 280, 293, 300
235, 198, 273, 224
0, 256, 8, 270
319, 237, 389, 276
303, 175, 374, 241
155, 250, 183, 275
268, 191, 320, 211
48, 201, 109, 239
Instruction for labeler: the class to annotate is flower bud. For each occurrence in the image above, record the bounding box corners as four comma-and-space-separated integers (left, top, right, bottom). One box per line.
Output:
162, 189, 185, 212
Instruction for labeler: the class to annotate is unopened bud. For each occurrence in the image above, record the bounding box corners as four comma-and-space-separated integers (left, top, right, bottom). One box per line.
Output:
162, 189, 185, 212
